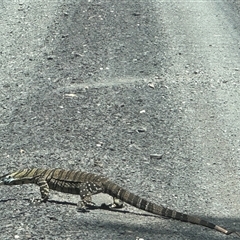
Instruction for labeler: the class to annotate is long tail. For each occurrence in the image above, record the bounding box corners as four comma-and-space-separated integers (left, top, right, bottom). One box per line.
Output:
103, 179, 239, 236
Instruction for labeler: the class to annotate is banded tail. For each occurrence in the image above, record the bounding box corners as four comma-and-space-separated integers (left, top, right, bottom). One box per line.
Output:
0, 168, 239, 237
103, 179, 239, 236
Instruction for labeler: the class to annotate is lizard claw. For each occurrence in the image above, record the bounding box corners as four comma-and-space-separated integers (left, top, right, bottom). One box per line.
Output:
29, 198, 42, 206
112, 198, 124, 208
77, 200, 96, 212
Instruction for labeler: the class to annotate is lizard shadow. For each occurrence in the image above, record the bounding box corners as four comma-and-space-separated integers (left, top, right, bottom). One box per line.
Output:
46, 199, 159, 219
1, 198, 239, 238
0, 198, 159, 219
0, 198, 17, 203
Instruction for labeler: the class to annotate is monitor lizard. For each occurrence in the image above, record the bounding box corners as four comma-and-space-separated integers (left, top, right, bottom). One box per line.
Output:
0, 168, 239, 237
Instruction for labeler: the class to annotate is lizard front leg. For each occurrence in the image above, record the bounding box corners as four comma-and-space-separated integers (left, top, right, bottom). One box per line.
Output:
34, 177, 50, 203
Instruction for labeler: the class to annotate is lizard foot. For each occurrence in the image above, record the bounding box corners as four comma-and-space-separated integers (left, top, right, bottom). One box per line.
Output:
28, 198, 42, 206
77, 200, 96, 212
112, 197, 124, 208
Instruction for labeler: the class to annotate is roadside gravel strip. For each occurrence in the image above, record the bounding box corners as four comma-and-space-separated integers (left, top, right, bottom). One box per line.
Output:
0, 1, 240, 239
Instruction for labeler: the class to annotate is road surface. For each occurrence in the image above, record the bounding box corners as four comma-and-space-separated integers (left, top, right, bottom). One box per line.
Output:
0, 0, 240, 239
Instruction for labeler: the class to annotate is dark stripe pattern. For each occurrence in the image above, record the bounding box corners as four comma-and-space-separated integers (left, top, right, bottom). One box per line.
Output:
0, 168, 234, 236
103, 179, 231, 234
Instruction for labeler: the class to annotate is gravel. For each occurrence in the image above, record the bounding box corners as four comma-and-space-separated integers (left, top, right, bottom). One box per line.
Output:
0, 0, 240, 239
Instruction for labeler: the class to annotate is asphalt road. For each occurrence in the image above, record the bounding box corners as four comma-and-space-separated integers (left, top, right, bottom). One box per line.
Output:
0, 1, 240, 239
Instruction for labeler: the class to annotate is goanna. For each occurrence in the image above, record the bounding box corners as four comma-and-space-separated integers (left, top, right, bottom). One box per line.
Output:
0, 168, 239, 237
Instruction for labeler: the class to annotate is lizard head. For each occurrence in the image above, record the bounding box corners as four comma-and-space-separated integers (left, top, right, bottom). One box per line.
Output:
0, 174, 15, 185
0, 169, 28, 185
0, 169, 40, 186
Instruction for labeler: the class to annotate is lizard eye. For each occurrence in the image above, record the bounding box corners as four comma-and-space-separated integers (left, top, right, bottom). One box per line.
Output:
4, 175, 12, 180
3, 175, 13, 183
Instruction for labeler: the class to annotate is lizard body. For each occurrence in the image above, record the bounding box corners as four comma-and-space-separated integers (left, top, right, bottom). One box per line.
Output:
0, 168, 239, 237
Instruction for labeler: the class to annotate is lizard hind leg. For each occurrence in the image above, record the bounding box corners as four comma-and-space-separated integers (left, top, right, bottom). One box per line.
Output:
77, 195, 95, 212
112, 197, 124, 208
77, 182, 101, 212
101, 197, 124, 209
